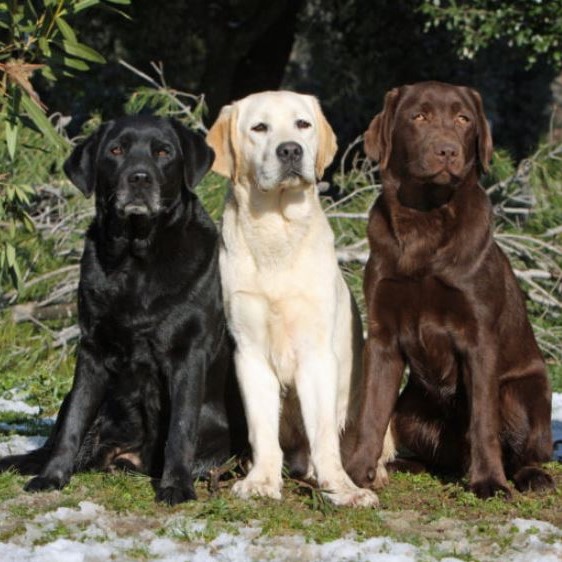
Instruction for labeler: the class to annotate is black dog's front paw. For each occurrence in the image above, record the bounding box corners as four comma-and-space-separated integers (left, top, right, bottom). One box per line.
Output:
469, 478, 512, 500
156, 484, 197, 505
24, 474, 68, 492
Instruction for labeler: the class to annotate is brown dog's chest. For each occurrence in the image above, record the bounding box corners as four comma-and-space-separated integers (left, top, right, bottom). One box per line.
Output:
375, 275, 477, 387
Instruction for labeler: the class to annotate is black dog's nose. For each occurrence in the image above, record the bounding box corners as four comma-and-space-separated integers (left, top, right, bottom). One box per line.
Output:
434, 142, 459, 161
276, 142, 303, 163
128, 171, 152, 186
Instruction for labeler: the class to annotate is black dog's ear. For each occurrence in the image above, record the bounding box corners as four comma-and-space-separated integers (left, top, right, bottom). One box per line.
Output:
169, 119, 215, 190
63, 123, 111, 198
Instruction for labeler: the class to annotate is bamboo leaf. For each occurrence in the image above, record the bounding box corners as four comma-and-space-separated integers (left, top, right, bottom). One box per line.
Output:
5, 120, 18, 160
73, 0, 101, 14
5, 242, 15, 268
38, 36, 51, 56
60, 40, 106, 63
20, 92, 67, 149
55, 17, 77, 42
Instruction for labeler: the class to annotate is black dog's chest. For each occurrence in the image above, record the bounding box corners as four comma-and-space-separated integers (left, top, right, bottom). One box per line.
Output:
82, 264, 183, 361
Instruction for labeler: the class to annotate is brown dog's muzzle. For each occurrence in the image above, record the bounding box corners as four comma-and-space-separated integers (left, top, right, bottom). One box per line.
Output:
416, 133, 465, 182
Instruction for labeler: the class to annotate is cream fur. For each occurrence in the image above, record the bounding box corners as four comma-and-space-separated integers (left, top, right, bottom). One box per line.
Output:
207, 91, 394, 507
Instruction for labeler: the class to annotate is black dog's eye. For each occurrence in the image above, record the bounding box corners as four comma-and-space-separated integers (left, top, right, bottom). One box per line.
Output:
296, 119, 311, 130
110, 145, 124, 156
251, 123, 268, 133
154, 148, 170, 158
413, 113, 426, 122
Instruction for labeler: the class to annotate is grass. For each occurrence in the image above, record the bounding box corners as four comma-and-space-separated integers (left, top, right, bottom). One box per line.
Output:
0, 464, 560, 551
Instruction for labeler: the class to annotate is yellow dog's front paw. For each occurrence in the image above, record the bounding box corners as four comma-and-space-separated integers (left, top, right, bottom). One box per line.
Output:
232, 475, 282, 500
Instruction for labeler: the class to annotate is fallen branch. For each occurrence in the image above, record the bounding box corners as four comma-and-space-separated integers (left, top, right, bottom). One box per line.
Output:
53, 325, 80, 348
11, 302, 77, 323
328, 212, 369, 220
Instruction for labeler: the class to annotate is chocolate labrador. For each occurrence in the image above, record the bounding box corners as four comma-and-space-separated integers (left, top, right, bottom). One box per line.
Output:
0, 116, 245, 504
346, 82, 554, 499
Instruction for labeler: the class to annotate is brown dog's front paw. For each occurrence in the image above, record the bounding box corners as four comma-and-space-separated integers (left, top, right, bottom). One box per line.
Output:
156, 484, 197, 505
513, 467, 555, 493
469, 478, 512, 500
346, 459, 378, 489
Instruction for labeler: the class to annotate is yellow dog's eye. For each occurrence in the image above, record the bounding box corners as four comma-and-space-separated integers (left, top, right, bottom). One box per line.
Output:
413, 113, 426, 122
251, 123, 268, 133
110, 145, 123, 156
456, 114, 470, 124
296, 119, 311, 129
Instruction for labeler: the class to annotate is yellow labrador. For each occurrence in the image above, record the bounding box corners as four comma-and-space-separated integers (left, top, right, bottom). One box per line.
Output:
207, 91, 393, 506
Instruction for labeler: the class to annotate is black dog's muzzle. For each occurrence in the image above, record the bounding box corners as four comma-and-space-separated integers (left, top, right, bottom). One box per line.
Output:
115, 167, 161, 217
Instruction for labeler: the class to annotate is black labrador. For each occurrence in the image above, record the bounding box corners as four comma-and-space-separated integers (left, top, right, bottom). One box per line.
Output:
0, 116, 244, 504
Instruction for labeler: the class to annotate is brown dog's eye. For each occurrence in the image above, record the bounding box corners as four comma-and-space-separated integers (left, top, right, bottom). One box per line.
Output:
296, 119, 311, 129
154, 148, 170, 158
456, 115, 470, 124
110, 146, 123, 156
251, 123, 268, 133
413, 113, 426, 122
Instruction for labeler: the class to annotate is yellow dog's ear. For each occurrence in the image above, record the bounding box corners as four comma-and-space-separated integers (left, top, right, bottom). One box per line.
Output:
206, 104, 238, 180
311, 97, 338, 180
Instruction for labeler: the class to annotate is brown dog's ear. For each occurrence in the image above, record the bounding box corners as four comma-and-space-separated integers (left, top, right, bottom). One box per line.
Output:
468, 88, 493, 174
206, 105, 238, 180
311, 97, 338, 180
364, 87, 400, 170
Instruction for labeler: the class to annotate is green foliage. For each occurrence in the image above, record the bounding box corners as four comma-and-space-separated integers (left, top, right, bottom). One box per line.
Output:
420, 0, 562, 68
0, 0, 130, 154
122, 61, 208, 132
0, 0, 129, 288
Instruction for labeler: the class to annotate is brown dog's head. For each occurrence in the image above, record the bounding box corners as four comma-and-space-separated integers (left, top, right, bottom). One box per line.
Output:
364, 82, 493, 189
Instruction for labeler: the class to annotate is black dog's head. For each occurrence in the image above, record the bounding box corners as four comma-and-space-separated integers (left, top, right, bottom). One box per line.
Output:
64, 116, 214, 219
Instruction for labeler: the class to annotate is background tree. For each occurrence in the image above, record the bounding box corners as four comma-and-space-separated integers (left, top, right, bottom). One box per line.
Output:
38, 0, 561, 161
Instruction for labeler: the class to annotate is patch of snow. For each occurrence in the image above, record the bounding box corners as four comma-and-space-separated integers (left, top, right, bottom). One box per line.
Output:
0, 397, 40, 415
511, 518, 561, 535
41, 501, 105, 524
0, 435, 46, 457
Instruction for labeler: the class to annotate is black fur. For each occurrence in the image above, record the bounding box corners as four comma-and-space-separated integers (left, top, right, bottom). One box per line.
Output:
0, 116, 246, 504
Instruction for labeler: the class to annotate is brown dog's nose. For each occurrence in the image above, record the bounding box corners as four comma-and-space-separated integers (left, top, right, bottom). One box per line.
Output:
276, 142, 303, 163
128, 171, 152, 186
434, 142, 459, 161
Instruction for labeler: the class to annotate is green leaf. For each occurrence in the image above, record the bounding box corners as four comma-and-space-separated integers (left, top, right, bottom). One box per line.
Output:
22, 211, 35, 233
74, 0, 101, 13
41, 66, 57, 81
55, 17, 77, 42
105, 0, 131, 4
5, 242, 15, 268
62, 57, 90, 71
38, 36, 51, 57
60, 40, 106, 63
5, 120, 18, 160
20, 92, 68, 149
